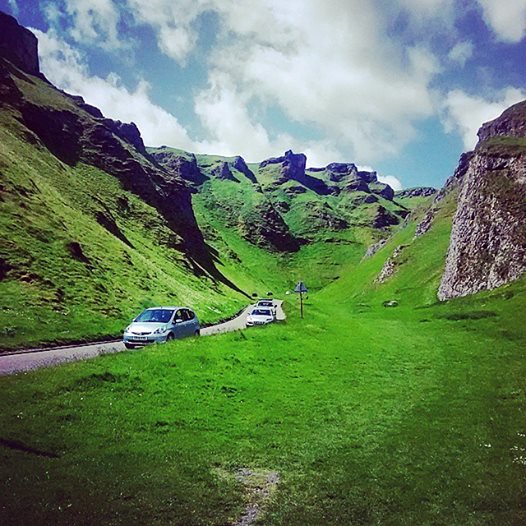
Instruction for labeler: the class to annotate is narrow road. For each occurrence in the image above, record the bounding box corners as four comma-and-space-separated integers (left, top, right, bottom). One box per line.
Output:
0, 301, 285, 376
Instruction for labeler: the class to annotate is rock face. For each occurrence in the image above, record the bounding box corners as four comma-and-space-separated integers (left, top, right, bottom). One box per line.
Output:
0, 18, 245, 293
233, 156, 257, 183
438, 102, 526, 300
396, 187, 437, 198
238, 201, 300, 252
0, 12, 39, 75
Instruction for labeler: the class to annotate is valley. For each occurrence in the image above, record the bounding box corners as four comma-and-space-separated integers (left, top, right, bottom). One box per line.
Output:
1, 10, 526, 526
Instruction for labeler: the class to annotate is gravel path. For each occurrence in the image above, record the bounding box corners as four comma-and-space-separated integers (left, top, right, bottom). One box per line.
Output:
0, 301, 285, 376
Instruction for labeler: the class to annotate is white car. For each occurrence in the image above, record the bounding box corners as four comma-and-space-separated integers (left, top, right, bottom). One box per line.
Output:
256, 299, 276, 315
246, 307, 275, 326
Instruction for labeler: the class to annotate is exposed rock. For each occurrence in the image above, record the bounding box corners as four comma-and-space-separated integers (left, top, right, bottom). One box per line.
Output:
363, 238, 387, 258
20, 105, 83, 165
438, 142, 526, 300
149, 149, 208, 188
238, 201, 300, 252
371, 182, 394, 200
344, 178, 370, 193
373, 205, 400, 229
351, 193, 378, 205
396, 187, 437, 198
233, 156, 257, 183
102, 119, 146, 155
375, 245, 406, 283
64, 94, 104, 118
477, 100, 526, 143
0, 12, 39, 75
283, 184, 307, 195
383, 300, 399, 307
212, 161, 237, 181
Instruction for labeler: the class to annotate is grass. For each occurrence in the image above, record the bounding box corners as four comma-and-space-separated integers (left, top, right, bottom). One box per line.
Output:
1, 278, 526, 525
2, 56, 526, 525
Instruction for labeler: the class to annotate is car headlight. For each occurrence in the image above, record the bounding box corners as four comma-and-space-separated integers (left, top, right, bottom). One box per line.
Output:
124, 325, 131, 333
153, 326, 169, 334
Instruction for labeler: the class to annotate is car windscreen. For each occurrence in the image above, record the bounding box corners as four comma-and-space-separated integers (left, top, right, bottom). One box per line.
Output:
251, 309, 271, 316
258, 301, 272, 306
135, 309, 174, 323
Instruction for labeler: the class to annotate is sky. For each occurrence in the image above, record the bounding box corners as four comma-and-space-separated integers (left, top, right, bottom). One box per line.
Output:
2, 0, 526, 190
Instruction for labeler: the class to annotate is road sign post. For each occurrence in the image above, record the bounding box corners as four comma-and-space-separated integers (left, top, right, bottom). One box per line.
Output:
294, 281, 308, 319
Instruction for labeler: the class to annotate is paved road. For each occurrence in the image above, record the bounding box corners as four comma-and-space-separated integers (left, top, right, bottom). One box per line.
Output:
0, 301, 285, 376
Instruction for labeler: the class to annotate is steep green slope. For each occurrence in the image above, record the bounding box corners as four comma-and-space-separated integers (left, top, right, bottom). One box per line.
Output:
150, 148, 434, 292
0, 109, 248, 349
2, 210, 525, 525
0, 50, 261, 349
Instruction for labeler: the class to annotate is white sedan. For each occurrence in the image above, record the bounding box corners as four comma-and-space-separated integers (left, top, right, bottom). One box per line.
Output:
246, 307, 275, 326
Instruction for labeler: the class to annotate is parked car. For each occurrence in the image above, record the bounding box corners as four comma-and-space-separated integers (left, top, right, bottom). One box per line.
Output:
246, 307, 275, 326
256, 299, 276, 315
123, 306, 200, 349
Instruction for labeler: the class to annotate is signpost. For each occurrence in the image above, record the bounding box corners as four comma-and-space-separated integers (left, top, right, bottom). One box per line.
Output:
294, 281, 308, 318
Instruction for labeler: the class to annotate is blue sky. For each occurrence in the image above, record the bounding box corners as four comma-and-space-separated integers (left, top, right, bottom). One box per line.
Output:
2, 0, 526, 189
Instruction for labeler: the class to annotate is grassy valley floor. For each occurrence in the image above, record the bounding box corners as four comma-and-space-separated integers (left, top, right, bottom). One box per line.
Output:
1, 279, 526, 525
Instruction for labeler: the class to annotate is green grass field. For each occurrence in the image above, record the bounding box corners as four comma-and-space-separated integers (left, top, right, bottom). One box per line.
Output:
1, 278, 526, 525
2, 56, 526, 525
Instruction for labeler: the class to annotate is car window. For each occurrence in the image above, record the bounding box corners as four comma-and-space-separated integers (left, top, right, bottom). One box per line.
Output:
135, 309, 174, 323
186, 309, 195, 320
252, 309, 271, 316
175, 309, 184, 321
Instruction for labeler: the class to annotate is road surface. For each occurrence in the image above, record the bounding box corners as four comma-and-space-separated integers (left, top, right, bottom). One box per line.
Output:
0, 301, 285, 376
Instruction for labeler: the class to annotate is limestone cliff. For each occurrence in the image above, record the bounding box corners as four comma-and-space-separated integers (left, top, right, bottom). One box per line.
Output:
438, 101, 526, 300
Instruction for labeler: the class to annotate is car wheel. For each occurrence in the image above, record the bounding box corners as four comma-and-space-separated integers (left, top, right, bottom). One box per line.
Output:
194, 329, 200, 337
166, 332, 175, 342
124, 343, 135, 349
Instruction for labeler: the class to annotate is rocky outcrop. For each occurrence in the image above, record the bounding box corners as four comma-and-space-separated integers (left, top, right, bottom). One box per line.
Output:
102, 119, 146, 155
363, 238, 387, 258
233, 156, 257, 183
373, 205, 399, 229
477, 101, 526, 143
260, 150, 332, 195
149, 148, 207, 188
0, 17, 248, 294
438, 104, 526, 300
212, 161, 237, 181
0, 12, 39, 75
375, 245, 406, 283
396, 187, 437, 198
238, 201, 300, 252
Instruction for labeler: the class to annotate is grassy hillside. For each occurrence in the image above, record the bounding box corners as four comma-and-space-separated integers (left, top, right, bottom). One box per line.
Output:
2, 208, 526, 524
0, 64, 261, 350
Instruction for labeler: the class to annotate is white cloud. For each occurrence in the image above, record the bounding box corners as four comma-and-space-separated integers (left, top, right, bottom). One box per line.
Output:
8, 0, 19, 16
32, 28, 196, 151
377, 175, 403, 191
43, 0, 125, 50
185, 0, 441, 165
442, 87, 526, 149
125, 0, 209, 63
448, 41, 474, 66
358, 165, 403, 191
477, 0, 526, 42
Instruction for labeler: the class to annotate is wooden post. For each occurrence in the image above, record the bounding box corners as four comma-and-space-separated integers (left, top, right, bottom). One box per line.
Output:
300, 291, 304, 319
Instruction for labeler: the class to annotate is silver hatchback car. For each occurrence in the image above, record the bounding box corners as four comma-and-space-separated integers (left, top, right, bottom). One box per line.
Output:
123, 306, 200, 349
